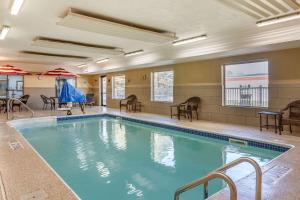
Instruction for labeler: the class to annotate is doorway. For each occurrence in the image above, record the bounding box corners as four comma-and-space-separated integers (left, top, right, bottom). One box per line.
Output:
100, 76, 107, 106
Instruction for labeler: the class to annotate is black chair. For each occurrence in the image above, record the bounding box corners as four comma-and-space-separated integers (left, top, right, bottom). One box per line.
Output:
12, 95, 30, 112
170, 97, 201, 121
40, 95, 55, 110
86, 93, 95, 107
119, 95, 137, 112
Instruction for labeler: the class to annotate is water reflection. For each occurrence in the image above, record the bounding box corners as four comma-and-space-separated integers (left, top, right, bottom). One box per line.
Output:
99, 120, 109, 146
151, 132, 175, 168
112, 122, 127, 150
96, 161, 110, 178
126, 183, 143, 198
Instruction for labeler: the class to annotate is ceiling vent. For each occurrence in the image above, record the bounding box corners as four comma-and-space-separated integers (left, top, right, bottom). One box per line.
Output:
32, 37, 124, 55
57, 8, 177, 44
219, 0, 300, 20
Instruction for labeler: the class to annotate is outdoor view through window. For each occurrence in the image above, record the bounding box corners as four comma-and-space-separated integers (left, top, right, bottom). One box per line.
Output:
112, 75, 125, 99
152, 71, 174, 102
223, 61, 268, 108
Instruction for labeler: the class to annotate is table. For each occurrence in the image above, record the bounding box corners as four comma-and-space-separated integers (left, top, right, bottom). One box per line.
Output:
133, 101, 142, 112
258, 111, 281, 134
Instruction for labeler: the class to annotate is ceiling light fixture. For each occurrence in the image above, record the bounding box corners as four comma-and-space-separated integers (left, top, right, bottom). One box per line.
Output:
11, 0, 25, 15
124, 50, 144, 57
257, 12, 300, 27
77, 64, 86, 68
96, 58, 110, 63
0, 26, 10, 40
172, 34, 207, 46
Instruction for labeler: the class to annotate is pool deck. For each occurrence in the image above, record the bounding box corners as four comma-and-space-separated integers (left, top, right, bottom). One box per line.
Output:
0, 107, 300, 200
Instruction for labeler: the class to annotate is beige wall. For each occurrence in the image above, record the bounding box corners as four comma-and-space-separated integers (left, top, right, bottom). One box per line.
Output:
102, 47, 300, 127
24, 75, 95, 109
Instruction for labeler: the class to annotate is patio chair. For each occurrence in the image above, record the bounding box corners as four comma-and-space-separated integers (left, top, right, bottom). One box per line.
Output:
170, 96, 201, 121
86, 93, 95, 107
12, 95, 30, 112
279, 100, 300, 134
40, 95, 55, 110
119, 95, 137, 112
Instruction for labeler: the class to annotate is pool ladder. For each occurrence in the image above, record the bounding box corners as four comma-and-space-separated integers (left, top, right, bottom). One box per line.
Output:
174, 157, 262, 200
6, 98, 34, 120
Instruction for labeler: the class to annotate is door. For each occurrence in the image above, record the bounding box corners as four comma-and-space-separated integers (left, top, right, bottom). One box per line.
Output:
101, 76, 107, 106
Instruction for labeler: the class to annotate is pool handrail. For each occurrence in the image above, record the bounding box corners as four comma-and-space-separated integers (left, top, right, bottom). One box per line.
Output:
7, 98, 34, 120
174, 157, 262, 200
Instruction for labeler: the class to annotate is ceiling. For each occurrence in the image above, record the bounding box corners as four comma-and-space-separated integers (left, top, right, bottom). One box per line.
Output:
1, 0, 300, 74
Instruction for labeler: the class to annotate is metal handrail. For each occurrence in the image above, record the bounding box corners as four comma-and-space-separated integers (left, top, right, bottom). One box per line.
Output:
6, 98, 34, 120
174, 157, 262, 200
215, 157, 262, 200
174, 172, 237, 200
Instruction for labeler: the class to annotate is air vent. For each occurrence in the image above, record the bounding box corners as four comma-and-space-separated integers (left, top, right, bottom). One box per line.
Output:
219, 0, 300, 20
229, 138, 248, 146
21, 51, 89, 59
57, 8, 177, 44
8, 140, 23, 150
32, 37, 124, 55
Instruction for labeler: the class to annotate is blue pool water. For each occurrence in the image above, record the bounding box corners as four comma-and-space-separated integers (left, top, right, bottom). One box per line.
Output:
15, 116, 283, 200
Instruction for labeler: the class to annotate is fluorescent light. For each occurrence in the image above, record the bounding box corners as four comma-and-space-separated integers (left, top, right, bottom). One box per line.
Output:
11, 0, 25, 15
96, 58, 110, 63
0, 26, 10, 40
257, 12, 300, 27
124, 50, 143, 57
172, 34, 207, 46
77, 64, 86, 68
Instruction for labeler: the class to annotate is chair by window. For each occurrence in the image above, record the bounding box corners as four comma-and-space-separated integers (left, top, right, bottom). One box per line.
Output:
12, 95, 30, 112
86, 93, 95, 107
119, 95, 137, 112
170, 97, 201, 121
40, 95, 55, 110
279, 100, 300, 134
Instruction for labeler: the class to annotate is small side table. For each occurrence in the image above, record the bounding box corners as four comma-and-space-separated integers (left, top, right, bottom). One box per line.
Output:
133, 101, 142, 112
258, 111, 281, 134
170, 105, 180, 119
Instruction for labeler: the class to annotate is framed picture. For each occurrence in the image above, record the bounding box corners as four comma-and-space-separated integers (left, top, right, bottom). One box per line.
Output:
16, 81, 23, 91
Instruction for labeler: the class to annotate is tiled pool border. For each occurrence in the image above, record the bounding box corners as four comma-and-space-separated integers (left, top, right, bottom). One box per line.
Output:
57, 113, 291, 153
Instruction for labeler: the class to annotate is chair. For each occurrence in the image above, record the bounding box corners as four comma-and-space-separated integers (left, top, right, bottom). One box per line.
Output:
119, 95, 137, 112
170, 97, 201, 121
279, 100, 300, 134
40, 95, 55, 110
12, 95, 30, 112
0, 99, 7, 113
86, 93, 95, 107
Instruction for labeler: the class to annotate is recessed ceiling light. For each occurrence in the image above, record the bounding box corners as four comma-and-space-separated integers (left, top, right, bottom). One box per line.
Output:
96, 58, 110, 63
172, 34, 207, 46
257, 12, 300, 27
0, 26, 10, 40
11, 0, 25, 16
77, 64, 86, 68
124, 50, 144, 57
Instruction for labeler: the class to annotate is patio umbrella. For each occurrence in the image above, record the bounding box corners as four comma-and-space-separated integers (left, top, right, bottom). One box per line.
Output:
41, 68, 77, 77
0, 65, 31, 75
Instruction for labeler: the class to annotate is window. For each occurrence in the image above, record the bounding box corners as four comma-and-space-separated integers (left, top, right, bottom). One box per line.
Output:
56, 77, 76, 97
112, 75, 125, 99
0, 75, 24, 98
223, 60, 269, 108
151, 71, 174, 102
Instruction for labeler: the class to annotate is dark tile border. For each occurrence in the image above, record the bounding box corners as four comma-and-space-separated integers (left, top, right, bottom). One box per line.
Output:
57, 114, 290, 152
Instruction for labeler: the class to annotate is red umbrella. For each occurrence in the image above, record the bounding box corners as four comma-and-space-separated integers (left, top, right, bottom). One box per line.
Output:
40, 68, 77, 77
0, 65, 31, 75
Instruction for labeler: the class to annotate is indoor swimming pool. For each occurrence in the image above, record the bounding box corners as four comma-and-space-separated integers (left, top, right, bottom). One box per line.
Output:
11, 114, 288, 200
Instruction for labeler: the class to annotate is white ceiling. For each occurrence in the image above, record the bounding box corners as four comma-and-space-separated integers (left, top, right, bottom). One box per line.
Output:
0, 0, 300, 74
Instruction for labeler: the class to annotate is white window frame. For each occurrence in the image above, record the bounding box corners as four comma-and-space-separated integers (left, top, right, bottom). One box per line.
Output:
222, 60, 269, 108
151, 70, 174, 103
112, 75, 125, 99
